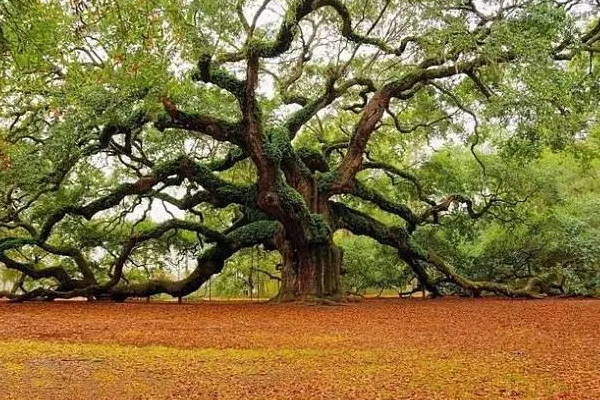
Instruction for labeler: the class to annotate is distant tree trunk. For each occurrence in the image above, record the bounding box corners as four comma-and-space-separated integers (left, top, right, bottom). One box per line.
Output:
11, 273, 26, 296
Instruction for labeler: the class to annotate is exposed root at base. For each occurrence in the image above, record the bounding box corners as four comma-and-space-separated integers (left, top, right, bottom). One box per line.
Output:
269, 292, 356, 306
302, 297, 348, 306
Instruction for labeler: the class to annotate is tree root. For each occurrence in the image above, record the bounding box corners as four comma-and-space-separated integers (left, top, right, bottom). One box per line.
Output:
269, 291, 352, 305
344, 290, 365, 299
303, 297, 347, 306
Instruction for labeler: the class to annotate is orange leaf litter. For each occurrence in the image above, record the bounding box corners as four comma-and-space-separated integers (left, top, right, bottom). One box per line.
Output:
0, 298, 598, 400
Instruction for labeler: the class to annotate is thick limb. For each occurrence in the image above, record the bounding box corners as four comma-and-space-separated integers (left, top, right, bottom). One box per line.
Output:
421, 252, 558, 299
6, 220, 277, 302
329, 201, 440, 296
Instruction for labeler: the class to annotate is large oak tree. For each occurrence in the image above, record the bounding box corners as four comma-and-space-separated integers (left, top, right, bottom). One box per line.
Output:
1, 0, 599, 301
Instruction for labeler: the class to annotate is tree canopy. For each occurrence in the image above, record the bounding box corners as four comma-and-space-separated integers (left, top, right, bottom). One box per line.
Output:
1, 0, 599, 302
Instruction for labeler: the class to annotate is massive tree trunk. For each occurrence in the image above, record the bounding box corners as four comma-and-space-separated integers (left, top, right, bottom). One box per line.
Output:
275, 231, 342, 301
271, 185, 342, 301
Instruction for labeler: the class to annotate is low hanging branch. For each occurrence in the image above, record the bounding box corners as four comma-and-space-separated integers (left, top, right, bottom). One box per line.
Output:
422, 252, 560, 299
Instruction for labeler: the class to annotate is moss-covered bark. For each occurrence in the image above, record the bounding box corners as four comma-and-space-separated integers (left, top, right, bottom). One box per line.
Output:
274, 226, 342, 301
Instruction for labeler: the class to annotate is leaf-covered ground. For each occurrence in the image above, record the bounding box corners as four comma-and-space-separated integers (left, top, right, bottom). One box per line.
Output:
0, 298, 598, 400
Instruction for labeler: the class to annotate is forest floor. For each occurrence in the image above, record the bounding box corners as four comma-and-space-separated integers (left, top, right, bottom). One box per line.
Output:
0, 298, 598, 400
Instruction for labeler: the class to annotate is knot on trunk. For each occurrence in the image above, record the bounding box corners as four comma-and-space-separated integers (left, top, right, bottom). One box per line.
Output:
259, 191, 280, 208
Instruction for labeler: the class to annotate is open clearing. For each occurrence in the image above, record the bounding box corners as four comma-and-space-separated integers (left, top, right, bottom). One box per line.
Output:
0, 298, 598, 400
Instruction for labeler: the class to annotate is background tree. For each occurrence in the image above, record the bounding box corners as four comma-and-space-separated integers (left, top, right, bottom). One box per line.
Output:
0, 0, 599, 302
339, 234, 414, 297
414, 147, 600, 296
209, 245, 281, 299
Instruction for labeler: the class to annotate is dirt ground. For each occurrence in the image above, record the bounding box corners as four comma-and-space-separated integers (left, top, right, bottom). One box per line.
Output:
0, 298, 598, 400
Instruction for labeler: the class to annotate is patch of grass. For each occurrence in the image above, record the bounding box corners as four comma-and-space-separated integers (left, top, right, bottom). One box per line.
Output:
0, 340, 562, 400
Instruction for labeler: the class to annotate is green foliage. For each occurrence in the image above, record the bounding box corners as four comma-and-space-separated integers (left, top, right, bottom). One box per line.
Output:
209, 246, 280, 298
1, 0, 600, 300
337, 233, 411, 295
412, 148, 600, 295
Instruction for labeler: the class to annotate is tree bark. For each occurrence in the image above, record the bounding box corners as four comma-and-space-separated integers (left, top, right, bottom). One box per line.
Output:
275, 228, 342, 301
